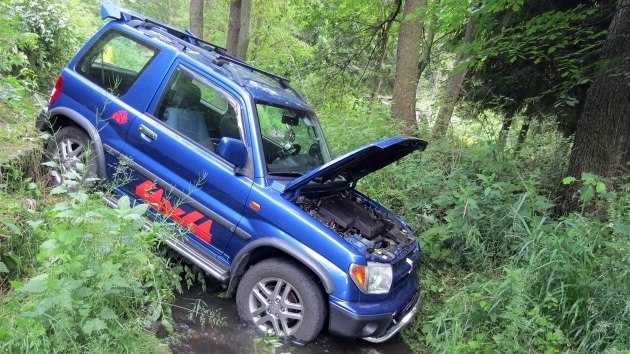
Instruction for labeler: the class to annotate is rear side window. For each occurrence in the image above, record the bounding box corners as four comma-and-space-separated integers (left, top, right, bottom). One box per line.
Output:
76, 30, 157, 96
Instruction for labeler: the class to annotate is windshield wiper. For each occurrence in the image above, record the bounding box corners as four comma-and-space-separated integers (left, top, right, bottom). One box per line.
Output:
268, 171, 303, 177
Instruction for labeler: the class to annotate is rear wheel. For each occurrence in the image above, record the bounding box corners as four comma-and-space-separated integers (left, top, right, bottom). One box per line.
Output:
236, 258, 327, 343
45, 126, 97, 186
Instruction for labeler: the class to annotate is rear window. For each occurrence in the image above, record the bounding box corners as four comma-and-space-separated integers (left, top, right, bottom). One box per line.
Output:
76, 30, 157, 96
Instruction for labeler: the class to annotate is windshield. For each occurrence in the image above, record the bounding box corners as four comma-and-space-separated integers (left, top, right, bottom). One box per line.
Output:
256, 102, 331, 175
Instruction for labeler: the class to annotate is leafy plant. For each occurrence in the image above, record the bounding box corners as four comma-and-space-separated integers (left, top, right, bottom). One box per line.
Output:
0, 184, 181, 352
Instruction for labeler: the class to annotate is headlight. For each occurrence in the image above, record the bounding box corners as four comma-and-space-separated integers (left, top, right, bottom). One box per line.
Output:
349, 262, 392, 294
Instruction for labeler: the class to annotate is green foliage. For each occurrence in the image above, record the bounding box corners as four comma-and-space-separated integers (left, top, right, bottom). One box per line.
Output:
318, 96, 397, 156
329, 100, 630, 352
8, 0, 77, 86
0, 186, 181, 353
0, 0, 37, 104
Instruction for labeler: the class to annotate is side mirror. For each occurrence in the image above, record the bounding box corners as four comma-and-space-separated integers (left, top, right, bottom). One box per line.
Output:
217, 137, 248, 169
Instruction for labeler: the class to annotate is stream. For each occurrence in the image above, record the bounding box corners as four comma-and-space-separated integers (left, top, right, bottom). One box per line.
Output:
169, 281, 413, 354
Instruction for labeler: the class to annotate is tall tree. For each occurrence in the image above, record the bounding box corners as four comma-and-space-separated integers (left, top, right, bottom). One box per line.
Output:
392, 0, 427, 135
431, 15, 475, 139
370, 0, 402, 100
559, 0, 630, 213
226, 0, 252, 60
417, 3, 439, 82
189, 0, 204, 38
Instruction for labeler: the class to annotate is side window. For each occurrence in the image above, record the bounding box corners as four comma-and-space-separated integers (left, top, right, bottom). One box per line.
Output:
77, 30, 157, 95
153, 66, 242, 153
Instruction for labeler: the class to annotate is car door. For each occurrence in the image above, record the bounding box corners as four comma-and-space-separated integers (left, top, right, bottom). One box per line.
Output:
117, 63, 253, 261
68, 29, 166, 176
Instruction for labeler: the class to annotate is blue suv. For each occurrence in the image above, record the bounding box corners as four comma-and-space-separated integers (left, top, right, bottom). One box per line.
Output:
36, 1, 427, 343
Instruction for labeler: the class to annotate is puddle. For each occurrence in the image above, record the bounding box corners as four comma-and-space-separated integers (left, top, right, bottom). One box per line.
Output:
170, 280, 413, 354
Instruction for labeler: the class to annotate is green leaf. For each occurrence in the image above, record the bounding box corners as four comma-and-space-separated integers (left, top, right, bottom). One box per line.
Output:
2, 252, 21, 270
0, 261, 8, 273
150, 304, 162, 322
82, 318, 107, 335
161, 318, 173, 333
100, 307, 118, 320
579, 186, 594, 202
562, 176, 576, 185
57, 227, 83, 245
595, 181, 606, 194
19, 273, 49, 293
613, 222, 630, 236
117, 195, 131, 211
1, 220, 22, 235
129, 203, 149, 216
50, 185, 67, 195
580, 172, 597, 182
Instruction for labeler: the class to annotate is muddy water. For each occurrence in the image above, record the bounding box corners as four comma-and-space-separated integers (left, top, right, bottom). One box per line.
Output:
170, 281, 413, 354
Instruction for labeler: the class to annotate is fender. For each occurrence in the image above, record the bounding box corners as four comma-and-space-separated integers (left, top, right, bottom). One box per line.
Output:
227, 237, 336, 296
38, 107, 107, 179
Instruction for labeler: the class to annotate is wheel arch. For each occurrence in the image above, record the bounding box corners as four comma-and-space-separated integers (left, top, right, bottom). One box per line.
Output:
37, 107, 107, 179
227, 238, 336, 297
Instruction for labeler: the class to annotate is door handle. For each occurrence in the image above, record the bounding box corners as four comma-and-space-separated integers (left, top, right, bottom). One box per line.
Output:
139, 124, 157, 141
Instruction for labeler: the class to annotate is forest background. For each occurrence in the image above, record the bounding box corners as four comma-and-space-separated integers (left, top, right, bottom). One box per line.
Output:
0, 0, 629, 352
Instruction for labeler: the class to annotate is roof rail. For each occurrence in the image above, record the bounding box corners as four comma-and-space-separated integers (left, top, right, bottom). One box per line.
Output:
100, 0, 297, 94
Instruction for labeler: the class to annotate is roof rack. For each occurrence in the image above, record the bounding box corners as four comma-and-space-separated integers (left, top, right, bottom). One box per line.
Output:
101, 0, 300, 98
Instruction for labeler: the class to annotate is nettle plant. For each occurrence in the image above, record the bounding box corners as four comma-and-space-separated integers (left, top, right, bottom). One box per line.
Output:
1, 178, 180, 352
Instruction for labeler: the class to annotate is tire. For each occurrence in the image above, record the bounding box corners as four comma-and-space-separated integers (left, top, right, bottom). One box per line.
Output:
236, 258, 327, 343
45, 126, 98, 186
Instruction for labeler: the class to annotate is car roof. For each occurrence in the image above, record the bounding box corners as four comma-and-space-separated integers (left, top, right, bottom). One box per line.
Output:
102, 0, 312, 112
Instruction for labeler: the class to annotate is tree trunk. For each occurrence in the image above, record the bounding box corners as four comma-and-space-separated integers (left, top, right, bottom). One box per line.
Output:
250, 14, 265, 61
371, 0, 402, 100
189, 0, 204, 38
557, 0, 630, 214
516, 118, 530, 146
226, 0, 242, 57
370, 22, 393, 100
417, 0, 438, 81
497, 113, 514, 148
226, 0, 252, 60
236, 0, 252, 60
431, 16, 475, 140
391, 0, 427, 135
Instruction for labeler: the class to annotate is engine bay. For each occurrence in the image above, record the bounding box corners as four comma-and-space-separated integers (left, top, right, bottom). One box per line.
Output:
297, 191, 415, 261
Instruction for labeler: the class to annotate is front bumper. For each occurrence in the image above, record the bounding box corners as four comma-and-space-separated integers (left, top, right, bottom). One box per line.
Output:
327, 289, 421, 342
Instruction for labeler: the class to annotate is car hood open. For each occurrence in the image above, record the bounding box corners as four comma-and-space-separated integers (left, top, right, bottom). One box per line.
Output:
282, 136, 427, 196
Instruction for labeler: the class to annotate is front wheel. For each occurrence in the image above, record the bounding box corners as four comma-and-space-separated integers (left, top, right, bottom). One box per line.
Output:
236, 258, 327, 343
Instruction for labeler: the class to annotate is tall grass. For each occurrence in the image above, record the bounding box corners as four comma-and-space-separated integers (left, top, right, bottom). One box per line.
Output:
317, 97, 630, 353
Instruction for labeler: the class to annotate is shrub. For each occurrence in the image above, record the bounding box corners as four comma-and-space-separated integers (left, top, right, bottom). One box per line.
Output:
0, 188, 180, 353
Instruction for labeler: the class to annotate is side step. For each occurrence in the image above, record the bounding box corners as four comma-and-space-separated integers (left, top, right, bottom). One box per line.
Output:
103, 196, 230, 283
163, 236, 229, 282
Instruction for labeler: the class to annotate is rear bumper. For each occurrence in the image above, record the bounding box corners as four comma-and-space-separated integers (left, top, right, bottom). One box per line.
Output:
327, 289, 421, 342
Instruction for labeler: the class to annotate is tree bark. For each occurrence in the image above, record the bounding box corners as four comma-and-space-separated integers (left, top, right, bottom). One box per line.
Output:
557, 0, 630, 214
370, 0, 402, 100
189, 0, 204, 38
236, 0, 252, 60
498, 113, 514, 148
431, 16, 475, 140
516, 118, 530, 146
226, 0, 241, 57
391, 0, 427, 135
226, 0, 252, 60
417, 0, 438, 81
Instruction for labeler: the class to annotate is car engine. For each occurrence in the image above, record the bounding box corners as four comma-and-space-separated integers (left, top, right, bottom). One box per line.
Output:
298, 191, 415, 260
